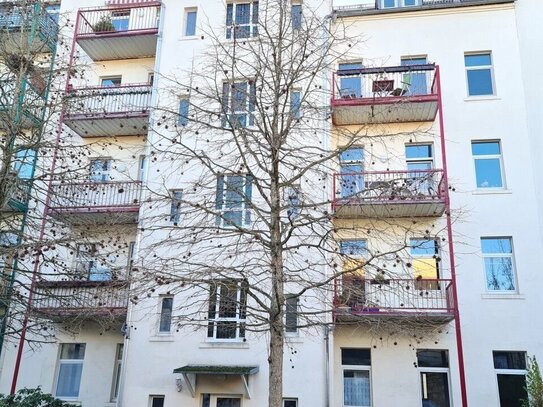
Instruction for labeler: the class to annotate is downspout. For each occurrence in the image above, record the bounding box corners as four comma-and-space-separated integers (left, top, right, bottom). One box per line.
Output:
435, 65, 468, 407
116, 1, 166, 406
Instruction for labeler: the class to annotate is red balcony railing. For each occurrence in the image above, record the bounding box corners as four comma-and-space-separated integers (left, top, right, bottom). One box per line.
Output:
49, 180, 141, 213
331, 64, 439, 124
64, 84, 151, 136
332, 169, 446, 218
75, 3, 160, 61
32, 280, 129, 318
334, 278, 455, 319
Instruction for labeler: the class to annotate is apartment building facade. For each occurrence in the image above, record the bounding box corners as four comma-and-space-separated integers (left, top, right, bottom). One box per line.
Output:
0, 1, 542, 407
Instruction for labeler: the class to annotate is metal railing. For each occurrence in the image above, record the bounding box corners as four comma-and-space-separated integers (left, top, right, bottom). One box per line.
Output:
332, 64, 437, 103
76, 3, 160, 37
335, 278, 454, 315
0, 80, 47, 121
32, 281, 129, 313
65, 84, 152, 118
333, 169, 445, 205
0, 3, 58, 48
49, 180, 141, 211
1, 175, 30, 211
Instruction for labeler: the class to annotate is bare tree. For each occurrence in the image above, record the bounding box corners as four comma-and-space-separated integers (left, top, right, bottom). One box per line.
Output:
128, 1, 455, 406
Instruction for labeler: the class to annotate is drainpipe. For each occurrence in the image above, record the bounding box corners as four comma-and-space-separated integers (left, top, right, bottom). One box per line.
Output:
116, 1, 166, 406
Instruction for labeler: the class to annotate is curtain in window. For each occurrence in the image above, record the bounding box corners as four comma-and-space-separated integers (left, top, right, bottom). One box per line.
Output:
344, 370, 370, 406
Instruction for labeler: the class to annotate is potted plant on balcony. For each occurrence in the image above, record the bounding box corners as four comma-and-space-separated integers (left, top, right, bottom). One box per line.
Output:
93, 15, 115, 33
335, 291, 352, 314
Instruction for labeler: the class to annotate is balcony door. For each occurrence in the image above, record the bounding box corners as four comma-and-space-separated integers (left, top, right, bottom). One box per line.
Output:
401, 57, 428, 95
75, 243, 112, 281
89, 158, 111, 182
339, 148, 364, 198
338, 62, 363, 99
406, 144, 434, 195
202, 395, 241, 407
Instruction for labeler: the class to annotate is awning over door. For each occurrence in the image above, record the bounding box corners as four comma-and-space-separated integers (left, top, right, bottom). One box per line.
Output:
173, 365, 259, 398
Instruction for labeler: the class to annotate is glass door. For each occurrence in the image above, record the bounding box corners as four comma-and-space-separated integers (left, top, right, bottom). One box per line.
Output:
339, 63, 363, 98
339, 148, 364, 199
401, 57, 428, 95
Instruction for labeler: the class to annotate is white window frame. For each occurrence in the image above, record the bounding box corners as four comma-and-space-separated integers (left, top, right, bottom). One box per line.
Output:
342, 364, 372, 407
138, 154, 147, 182
54, 344, 86, 401
226, 2, 258, 40
380, 0, 421, 8
222, 80, 256, 128
100, 76, 122, 87
207, 280, 247, 342
493, 351, 527, 407
216, 174, 252, 228
481, 237, 518, 293
283, 398, 298, 407
184, 7, 198, 37
465, 51, 496, 97
285, 294, 299, 336
74, 243, 112, 281
405, 143, 434, 167
291, 3, 302, 30
418, 366, 452, 407
158, 296, 174, 334
110, 343, 123, 402
472, 140, 506, 190
149, 395, 165, 407
170, 189, 183, 225
89, 157, 111, 182
111, 9, 130, 32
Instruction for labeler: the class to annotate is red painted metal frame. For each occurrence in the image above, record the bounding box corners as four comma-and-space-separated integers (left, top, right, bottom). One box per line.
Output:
434, 66, 468, 407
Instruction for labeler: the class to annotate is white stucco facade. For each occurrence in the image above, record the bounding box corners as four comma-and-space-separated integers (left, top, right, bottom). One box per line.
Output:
0, 1, 541, 407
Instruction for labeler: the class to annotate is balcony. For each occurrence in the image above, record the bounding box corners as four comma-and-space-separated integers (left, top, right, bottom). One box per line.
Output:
0, 80, 47, 128
75, 3, 160, 61
331, 64, 439, 125
48, 180, 142, 224
64, 84, 152, 137
0, 3, 58, 53
334, 278, 455, 324
1, 175, 30, 212
32, 280, 128, 320
332, 169, 446, 218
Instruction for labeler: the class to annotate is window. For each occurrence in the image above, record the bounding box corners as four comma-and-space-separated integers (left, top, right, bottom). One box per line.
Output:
381, 0, 420, 8
46, 5, 60, 25
222, 81, 256, 128
339, 147, 364, 198
465, 52, 494, 96
148, 73, 154, 85
401, 57, 428, 95
12, 148, 36, 179
178, 98, 190, 126
75, 243, 112, 281
101, 76, 122, 87
286, 185, 301, 220
170, 190, 183, 225
285, 295, 298, 334
338, 62, 363, 98
342, 348, 371, 407
111, 344, 123, 402
150, 395, 165, 407
89, 158, 111, 182
481, 237, 516, 292
410, 239, 439, 289
55, 343, 86, 399
340, 240, 367, 257
493, 351, 527, 407
207, 280, 247, 340
184, 9, 197, 36
0, 233, 17, 274
291, 4, 302, 30
215, 175, 252, 227
283, 399, 298, 407
418, 350, 451, 407
111, 10, 130, 32
406, 144, 434, 195
472, 141, 504, 188
290, 90, 301, 119
138, 155, 147, 181
159, 297, 173, 333
226, 2, 259, 39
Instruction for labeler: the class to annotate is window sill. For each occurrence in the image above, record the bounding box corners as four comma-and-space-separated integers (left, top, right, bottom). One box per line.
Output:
464, 95, 501, 102
199, 341, 249, 349
481, 293, 525, 300
105, 403, 117, 407
285, 335, 303, 344
179, 35, 200, 41
472, 189, 512, 195
149, 334, 175, 342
